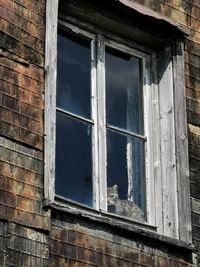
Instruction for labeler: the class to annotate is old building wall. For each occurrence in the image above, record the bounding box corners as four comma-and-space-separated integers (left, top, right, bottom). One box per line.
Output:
0, 0, 199, 266
0, 0, 49, 265
133, 0, 200, 257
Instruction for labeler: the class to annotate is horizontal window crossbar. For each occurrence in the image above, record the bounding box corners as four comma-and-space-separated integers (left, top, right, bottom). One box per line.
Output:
106, 124, 147, 141
56, 107, 94, 125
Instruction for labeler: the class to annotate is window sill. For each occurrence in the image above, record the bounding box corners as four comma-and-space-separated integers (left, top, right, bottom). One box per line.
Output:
43, 198, 194, 252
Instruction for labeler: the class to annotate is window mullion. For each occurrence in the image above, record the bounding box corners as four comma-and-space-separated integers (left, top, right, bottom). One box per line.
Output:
91, 39, 99, 210
97, 34, 107, 211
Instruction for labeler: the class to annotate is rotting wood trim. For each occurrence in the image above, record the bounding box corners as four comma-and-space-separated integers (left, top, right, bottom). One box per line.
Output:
58, 0, 176, 49
44, 0, 59, 201
45, 1, 192, 244
116, 0, 189, 35
44, 200, 195, 252
173, 40, 192, 243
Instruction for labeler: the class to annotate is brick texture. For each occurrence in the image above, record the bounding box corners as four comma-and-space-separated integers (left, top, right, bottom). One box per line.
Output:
0, 0, 44, 150
0, 0, 199, 266
50, 216, 194, 267
0, 222, 49, 267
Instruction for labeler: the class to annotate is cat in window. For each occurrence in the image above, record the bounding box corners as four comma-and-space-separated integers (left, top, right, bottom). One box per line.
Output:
107, 184, 144, 222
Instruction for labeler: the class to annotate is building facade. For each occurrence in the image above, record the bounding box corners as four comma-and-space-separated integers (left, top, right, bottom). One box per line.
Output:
0, 0, 200, 266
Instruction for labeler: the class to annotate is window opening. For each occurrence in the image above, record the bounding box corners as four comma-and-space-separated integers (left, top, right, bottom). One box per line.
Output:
55, 27, 148, 220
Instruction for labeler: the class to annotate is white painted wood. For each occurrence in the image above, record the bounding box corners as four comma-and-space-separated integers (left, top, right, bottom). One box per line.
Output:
144, 53, 164, 231
106, 124, 146, 140
150, 53, 163, 232
143, 56, 152, 225
126, 88, 133, 202
59, 19, 95, 39
44, 8, 191, 242
91, 39, 99, 210
173, 40, 192, 243
105, 38, 148, 60
158, 46, 179, 239
44, 0, 59, 202
97, 34, 107, 211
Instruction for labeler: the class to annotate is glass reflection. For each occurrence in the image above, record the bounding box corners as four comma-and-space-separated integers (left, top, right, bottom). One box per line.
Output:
107, 129, 145, 213
106, 47, 143, 134
55, 111, 93, 207
57, 31, 91, 119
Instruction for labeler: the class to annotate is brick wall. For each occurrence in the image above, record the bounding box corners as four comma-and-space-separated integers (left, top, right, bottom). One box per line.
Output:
50, 212, 194, 267
0, 0, 199, 266
0, 0, 49, 265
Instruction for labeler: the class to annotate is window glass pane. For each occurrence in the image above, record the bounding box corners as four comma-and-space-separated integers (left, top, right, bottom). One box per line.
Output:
106, 47, 143, 134
57, 31, 91, 119
107, 129, 145, 221
55, 111, 93, 207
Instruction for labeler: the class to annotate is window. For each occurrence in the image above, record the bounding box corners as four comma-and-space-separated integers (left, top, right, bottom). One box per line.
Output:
45, 0, 192, 243
55, 27, 148, 221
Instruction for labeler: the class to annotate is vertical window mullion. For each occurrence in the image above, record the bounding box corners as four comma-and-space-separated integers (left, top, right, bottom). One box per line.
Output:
97, 34, 107, 211
91, 39, 99, 210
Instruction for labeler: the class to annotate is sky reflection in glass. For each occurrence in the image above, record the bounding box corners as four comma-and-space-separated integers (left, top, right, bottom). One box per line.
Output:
57, 31, 91, 119
55, 111, 93, 207
106, 47, 143, 134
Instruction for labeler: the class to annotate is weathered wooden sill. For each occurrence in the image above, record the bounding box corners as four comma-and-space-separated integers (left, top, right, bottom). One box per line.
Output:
43, 198, 195, 252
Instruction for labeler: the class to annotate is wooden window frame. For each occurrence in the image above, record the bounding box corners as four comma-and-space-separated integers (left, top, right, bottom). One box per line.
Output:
44, 0, 192, 244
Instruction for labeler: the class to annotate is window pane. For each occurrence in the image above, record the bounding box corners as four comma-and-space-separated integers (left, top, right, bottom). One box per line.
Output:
55, 111, 93, 207
107, 129, 145, 220
57, 31, 91, 119
106, 47, 143, 134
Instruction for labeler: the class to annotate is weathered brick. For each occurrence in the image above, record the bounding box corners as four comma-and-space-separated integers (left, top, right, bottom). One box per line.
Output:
192, 225, 200, 241
115, 258, 130, 267
0, 189, 16, 208
15, 209, 49, 230
68, 230, 89, 248
173, 259, 189, 267
1, 17, 37, 49
94, 238, 106, 253
1, 32, 43, 66
6, 248, 21, 265
19, 128, 43, 150
51, 228, 68, 243
123, 247, 139, 263
20, 102, 42, 121
190, 182, 200, 199
104, 254, 116, 267
51, 239, 77, 260
140, 253, 156, 266
157, 256, 173, 267
2, 94, 19, 112
14, 0, 42, 16
0, 0, 15, 11
78, 247, 96, 265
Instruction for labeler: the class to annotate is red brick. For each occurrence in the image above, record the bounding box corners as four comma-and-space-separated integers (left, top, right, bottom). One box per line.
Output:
115, 258, 130, 267
20, 128, 43, 150
104, 254, 116, 267
0, 107, 19, 125
0, 190, 16, 208
15, 208, 49, 230
140, 253, 156, 266
16, 195, 41, 212
31, 120, 43, 135
20, 102, 41, 121
51, 240, 77, 260
2, 94, 19, 112
1, 32, 43, 66
123, 248, 139, 263
157, 256, 173, 267
0, 0, 15, 11
78, 247, 96, 265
